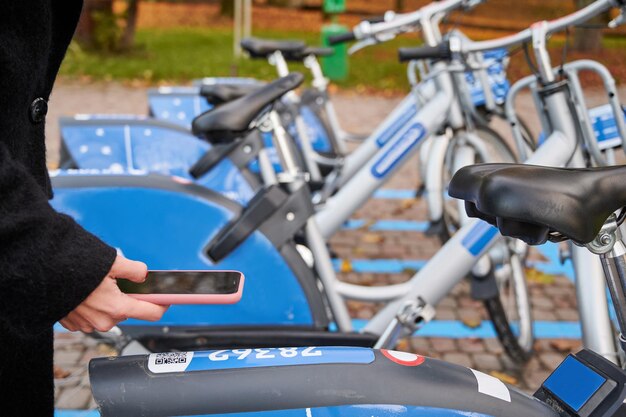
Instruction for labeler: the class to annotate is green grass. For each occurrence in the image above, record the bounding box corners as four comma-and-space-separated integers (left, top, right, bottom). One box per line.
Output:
60, 27, 626, 90
60, 27, 423, 91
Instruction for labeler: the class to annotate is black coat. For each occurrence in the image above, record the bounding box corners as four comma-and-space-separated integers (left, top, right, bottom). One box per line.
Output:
0, 1, 117, 415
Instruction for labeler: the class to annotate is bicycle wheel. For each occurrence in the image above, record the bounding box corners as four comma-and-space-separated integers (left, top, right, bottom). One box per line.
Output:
437, 126, 534, 364
483, 247, 534, 364
438, 123, 517, 242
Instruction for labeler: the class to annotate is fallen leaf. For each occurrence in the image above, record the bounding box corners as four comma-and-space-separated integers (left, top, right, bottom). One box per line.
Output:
362, 233, 384, 244
395, 339, 410, 352
549, 339, 580, 353
53, 365, 70, 379
461, 317, 482, 329
340, 259, 353, 273
525, 267, 556, 285
489, 371, 518, 385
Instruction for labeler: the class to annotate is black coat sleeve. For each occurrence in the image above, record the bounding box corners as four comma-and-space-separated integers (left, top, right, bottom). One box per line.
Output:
0, 143, 117, 338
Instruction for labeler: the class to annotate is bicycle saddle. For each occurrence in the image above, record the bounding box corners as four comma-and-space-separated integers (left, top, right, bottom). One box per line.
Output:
283, 46, 334, 62
192, 72, 304, 142
199, 83, 264, 106
449, 163, 626, 245
240, 37, 306, 59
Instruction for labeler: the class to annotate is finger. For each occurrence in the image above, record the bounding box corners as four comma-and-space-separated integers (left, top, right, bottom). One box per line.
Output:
110, 255, 148, 283
59, 318, 78, 332
70, 314, 95, 333
123, 298, 168, 322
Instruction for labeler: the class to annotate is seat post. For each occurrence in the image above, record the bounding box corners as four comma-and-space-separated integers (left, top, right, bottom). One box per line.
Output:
586, 214, 626, 358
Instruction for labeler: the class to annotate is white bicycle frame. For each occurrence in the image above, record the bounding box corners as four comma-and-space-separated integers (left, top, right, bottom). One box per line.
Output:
365, 0, 626, 347
502, 56, 626, 363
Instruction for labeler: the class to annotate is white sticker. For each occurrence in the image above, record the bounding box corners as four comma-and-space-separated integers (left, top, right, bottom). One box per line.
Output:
470, 369, 511, 402
148, 352, 194, 374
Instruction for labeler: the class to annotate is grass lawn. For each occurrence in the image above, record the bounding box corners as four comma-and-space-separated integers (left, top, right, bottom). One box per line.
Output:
60, 27, 421, 92
60, 27, 626, 92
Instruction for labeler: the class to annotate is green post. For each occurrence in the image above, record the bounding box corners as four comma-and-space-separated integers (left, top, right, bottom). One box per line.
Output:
321, 0, 348, 81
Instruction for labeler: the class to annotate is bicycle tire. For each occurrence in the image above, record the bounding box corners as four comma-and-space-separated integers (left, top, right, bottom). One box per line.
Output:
438, 123, 517, 242
436, 125, 534, 364
483, 251, 534, 364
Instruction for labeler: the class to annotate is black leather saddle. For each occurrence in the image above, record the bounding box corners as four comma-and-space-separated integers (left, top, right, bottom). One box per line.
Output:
284, 46, 334, 62
240, 37, 306, 59
192, 72, 304, 142
449, 163, 626, 245
200, 83, 264, 106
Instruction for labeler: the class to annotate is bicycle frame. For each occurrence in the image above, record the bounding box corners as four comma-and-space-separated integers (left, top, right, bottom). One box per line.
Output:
504, 59, 626, 363
366, 0, 625, 347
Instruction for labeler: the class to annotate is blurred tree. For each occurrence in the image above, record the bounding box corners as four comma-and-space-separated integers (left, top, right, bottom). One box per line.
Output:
573, 0, 608, 51
120, 0, 140, 50
220, 0, 235, 17
75, 0, 140, 52
395, 0, 405, 12
268, 0, 305, 8
75, 0, 113, 46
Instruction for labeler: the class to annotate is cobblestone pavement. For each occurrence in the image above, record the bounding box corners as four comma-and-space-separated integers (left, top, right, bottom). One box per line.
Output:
50, 80, 625, 410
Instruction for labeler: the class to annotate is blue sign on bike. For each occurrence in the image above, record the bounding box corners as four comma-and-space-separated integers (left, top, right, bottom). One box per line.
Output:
147, 347, 375, 374
371, 123, 427, 179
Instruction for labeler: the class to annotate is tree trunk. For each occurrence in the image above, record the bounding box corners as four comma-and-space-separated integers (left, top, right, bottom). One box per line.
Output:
220, 0, 235, 17
572, 0, 608, 51
75, 0, 114, 46
395, 0, 405, 12
267, 0, 305, 8
119, 0, 139, 50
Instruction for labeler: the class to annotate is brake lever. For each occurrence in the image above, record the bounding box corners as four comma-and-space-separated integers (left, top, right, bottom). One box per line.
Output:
608, 6, 626, 28
348, 35, 395, 55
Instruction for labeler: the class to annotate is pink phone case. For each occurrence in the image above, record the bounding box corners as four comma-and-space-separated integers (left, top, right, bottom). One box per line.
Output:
127, 270, 245, 305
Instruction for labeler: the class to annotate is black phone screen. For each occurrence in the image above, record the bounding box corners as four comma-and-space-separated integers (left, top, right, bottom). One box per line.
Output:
118, 271, 242, 295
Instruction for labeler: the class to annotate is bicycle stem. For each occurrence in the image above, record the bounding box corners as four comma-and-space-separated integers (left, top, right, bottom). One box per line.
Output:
587, 216, 626, 358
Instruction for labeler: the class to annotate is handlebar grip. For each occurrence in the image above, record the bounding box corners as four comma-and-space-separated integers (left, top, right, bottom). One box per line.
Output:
327, 31, 356, 45
398, 42, 451, 62
364, 15, 386, 24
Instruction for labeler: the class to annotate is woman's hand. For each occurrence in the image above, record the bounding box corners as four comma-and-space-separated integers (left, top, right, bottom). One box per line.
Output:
59, 254, 168, 333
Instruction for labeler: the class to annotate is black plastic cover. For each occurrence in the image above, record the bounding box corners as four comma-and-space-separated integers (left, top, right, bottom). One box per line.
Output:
192, 73, 304, 142
449, 164, 626, 245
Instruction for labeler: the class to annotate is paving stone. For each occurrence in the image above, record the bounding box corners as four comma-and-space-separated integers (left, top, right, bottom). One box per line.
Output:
483, 338, 504, 355
442, 353, 474, 368
472, 353, 501, 371
434, 308, 457, 320
429, 338, 457, 353
56, 387, 92, 409
54, 349, 84, 366
531, 297, 553, 309
458, 339, 485, 353
408, 337, 431, 354
555, 309, 579, 321
538, 352, 566, 370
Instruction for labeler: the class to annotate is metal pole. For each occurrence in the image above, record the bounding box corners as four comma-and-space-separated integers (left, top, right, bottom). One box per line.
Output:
234, 0, 243, 58
243, 0, 252, 40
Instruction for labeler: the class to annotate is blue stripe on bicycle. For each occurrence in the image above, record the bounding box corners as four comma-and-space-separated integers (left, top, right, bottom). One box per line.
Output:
55, 411, 100, 417
54, 319, 581, 339
346, 319, 582, 339
331, 258, 427, 273
342, 219, 429, 232
461, 222, 500, 257
372, 189, 416, 199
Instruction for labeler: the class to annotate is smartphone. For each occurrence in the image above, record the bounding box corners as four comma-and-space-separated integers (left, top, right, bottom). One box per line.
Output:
117, 270, 244, 305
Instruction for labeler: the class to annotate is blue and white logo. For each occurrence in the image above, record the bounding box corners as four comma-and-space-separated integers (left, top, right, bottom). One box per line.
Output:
371, 123, 426, 179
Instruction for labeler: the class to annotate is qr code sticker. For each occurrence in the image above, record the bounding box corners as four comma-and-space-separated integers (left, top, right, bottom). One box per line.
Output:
155, 352, 188, 365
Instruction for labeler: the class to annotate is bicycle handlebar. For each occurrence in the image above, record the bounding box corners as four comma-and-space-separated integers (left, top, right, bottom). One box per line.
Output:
328, 31, 357, 45
398, 42, 452, 62
462, 0, 621, 53
351, 0, 482, 43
